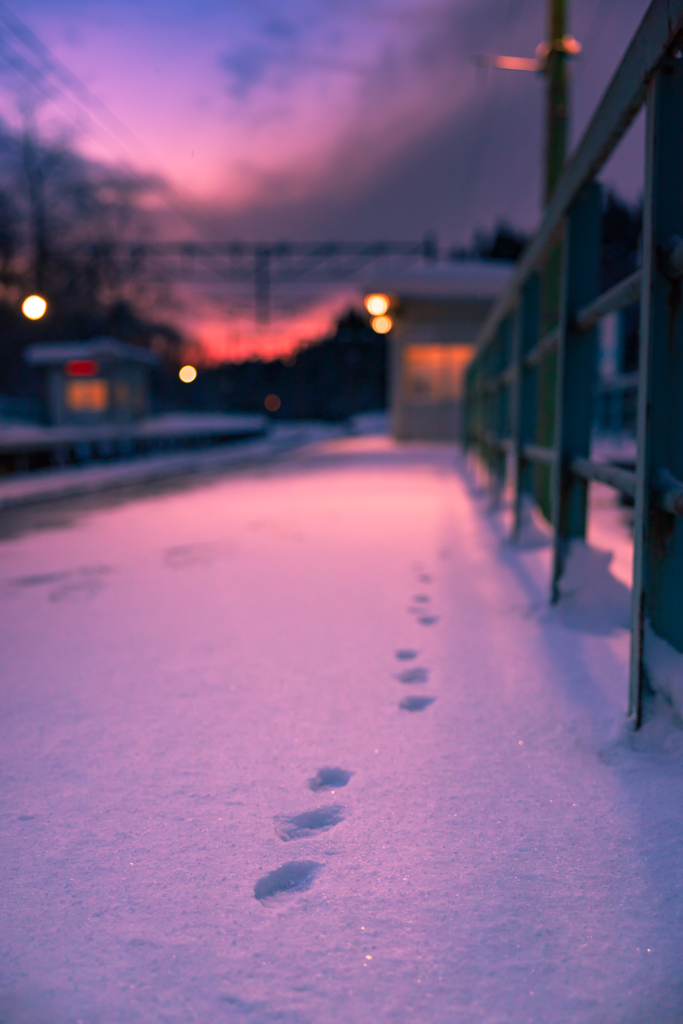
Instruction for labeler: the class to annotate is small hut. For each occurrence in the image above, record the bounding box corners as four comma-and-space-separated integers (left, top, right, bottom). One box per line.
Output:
363, 261, 512, 441
25, 337, 159, 426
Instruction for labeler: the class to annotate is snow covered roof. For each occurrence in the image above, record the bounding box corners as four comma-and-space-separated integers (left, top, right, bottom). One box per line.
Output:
363, 259, 513, 300
24, 336, 160, 367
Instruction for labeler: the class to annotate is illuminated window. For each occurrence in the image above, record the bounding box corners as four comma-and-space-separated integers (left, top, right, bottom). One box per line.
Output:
404, 345, 474, 403
65, 378, 109, 413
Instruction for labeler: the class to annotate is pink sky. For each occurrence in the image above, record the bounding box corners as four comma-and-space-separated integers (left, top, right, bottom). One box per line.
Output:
3, 0, 651, 359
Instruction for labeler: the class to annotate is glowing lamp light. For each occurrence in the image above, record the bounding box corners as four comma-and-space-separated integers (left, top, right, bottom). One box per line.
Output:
364, 293, 390, 316
22, 294, 47, 320
561, 34, 582, 55
264, 393, 281, 412
179, 365, 197, 383
371, 315, 393, 334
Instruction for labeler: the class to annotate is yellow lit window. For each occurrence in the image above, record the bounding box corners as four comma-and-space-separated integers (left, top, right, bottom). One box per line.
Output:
404, 345, 474, 403
65, 378, 109, 412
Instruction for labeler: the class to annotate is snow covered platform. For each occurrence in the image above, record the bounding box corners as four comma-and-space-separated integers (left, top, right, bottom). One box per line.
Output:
2, 434, 683, 1023
0, 423, 330, 512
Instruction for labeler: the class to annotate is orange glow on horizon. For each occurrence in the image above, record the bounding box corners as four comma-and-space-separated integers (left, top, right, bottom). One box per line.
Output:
180, 289, 360, 365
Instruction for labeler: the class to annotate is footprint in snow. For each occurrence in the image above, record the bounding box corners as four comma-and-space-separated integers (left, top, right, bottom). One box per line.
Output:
9, 565, 112, 603
163, 543, 227, 568
395, 649, 418, 661
399, 695, 436, 712
419, 616, 439, 626
412, 595, 430, 604
274, 805, 344, 841
49, 571, 108, 603
418, 574, 432, 584
396, 667, 429, 684
308, 767, 354, 792
254, 861, 322, 905
11, 571, 71, 587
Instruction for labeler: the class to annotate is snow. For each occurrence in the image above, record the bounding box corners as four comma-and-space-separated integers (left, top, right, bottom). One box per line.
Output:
0, 423, 338, 512
2, 434, 683, 1024
644, 621, 683, 722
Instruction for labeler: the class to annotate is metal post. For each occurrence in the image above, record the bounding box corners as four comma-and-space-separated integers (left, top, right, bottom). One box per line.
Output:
544, 0, 568, 202
488, 326, 508, 508
630, 57, 683, 724
550, 181, 601, 601
511, 274, 541, 538
533, 0, 571, 522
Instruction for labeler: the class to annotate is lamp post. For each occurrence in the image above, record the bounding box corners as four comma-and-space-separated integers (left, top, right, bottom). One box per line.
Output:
477, 0, 582, 520
478, 0, 580, 204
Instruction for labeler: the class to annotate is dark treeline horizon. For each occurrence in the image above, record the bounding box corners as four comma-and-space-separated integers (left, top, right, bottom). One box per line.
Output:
0, 120, 643, 422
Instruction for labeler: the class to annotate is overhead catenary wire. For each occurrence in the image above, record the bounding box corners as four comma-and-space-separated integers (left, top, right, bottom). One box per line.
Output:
0, 1, 225, 240
502, 0, 622, 221
454, 0, 528, 235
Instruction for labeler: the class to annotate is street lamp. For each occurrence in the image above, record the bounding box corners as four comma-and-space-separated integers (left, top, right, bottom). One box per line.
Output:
22, 295, 48, 320
371, 315, 393, 334
365, 293, 390, 316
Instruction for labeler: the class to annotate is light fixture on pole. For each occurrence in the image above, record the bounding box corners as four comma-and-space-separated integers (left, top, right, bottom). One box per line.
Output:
21, 295, 48, 320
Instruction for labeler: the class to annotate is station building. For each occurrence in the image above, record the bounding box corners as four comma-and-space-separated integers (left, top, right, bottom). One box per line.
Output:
25, 337, 159, 426
363, 261, 512, 441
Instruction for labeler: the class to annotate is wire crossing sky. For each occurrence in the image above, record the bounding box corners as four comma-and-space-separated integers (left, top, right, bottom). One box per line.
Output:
4, 0, 649, 242
0, 0, 651, 360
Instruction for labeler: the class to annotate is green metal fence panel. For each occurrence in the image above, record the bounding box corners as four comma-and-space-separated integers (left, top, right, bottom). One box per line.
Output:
630, 57, 683, 723
512, 276, 540, 538
463, 0, 683, 724
550, 182, 602, 601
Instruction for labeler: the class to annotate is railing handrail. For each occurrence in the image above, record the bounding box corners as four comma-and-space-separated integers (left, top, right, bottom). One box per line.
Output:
473, 0, 683, 359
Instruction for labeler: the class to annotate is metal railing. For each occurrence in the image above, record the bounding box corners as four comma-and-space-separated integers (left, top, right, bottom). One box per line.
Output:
463, 0, 683, 726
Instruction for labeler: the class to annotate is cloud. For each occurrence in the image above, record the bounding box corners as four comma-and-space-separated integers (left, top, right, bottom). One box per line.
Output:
20, 0, 653, 358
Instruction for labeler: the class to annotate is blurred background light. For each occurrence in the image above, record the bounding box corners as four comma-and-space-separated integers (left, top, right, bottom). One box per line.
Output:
371, 315, 393, 334
365, 294, 390, 316
22, 295, 47, 320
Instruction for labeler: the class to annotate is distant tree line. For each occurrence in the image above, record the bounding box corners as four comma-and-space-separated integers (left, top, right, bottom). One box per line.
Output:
0, 120, 183, 406
178, 311, 387, 421
0, 115, 642, 424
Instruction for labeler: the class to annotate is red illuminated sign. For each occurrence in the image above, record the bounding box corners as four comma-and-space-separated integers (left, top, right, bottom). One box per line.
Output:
65, 359, 100, 377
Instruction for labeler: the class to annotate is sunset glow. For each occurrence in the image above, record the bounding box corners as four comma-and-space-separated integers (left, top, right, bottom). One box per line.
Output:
9, 1, 648, 361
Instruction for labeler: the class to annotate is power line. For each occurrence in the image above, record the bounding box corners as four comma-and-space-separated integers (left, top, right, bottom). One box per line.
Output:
0, 1, 167, 170
502, 0, 621, 219
455, 0, 528, 232
0, 1, 222, 238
